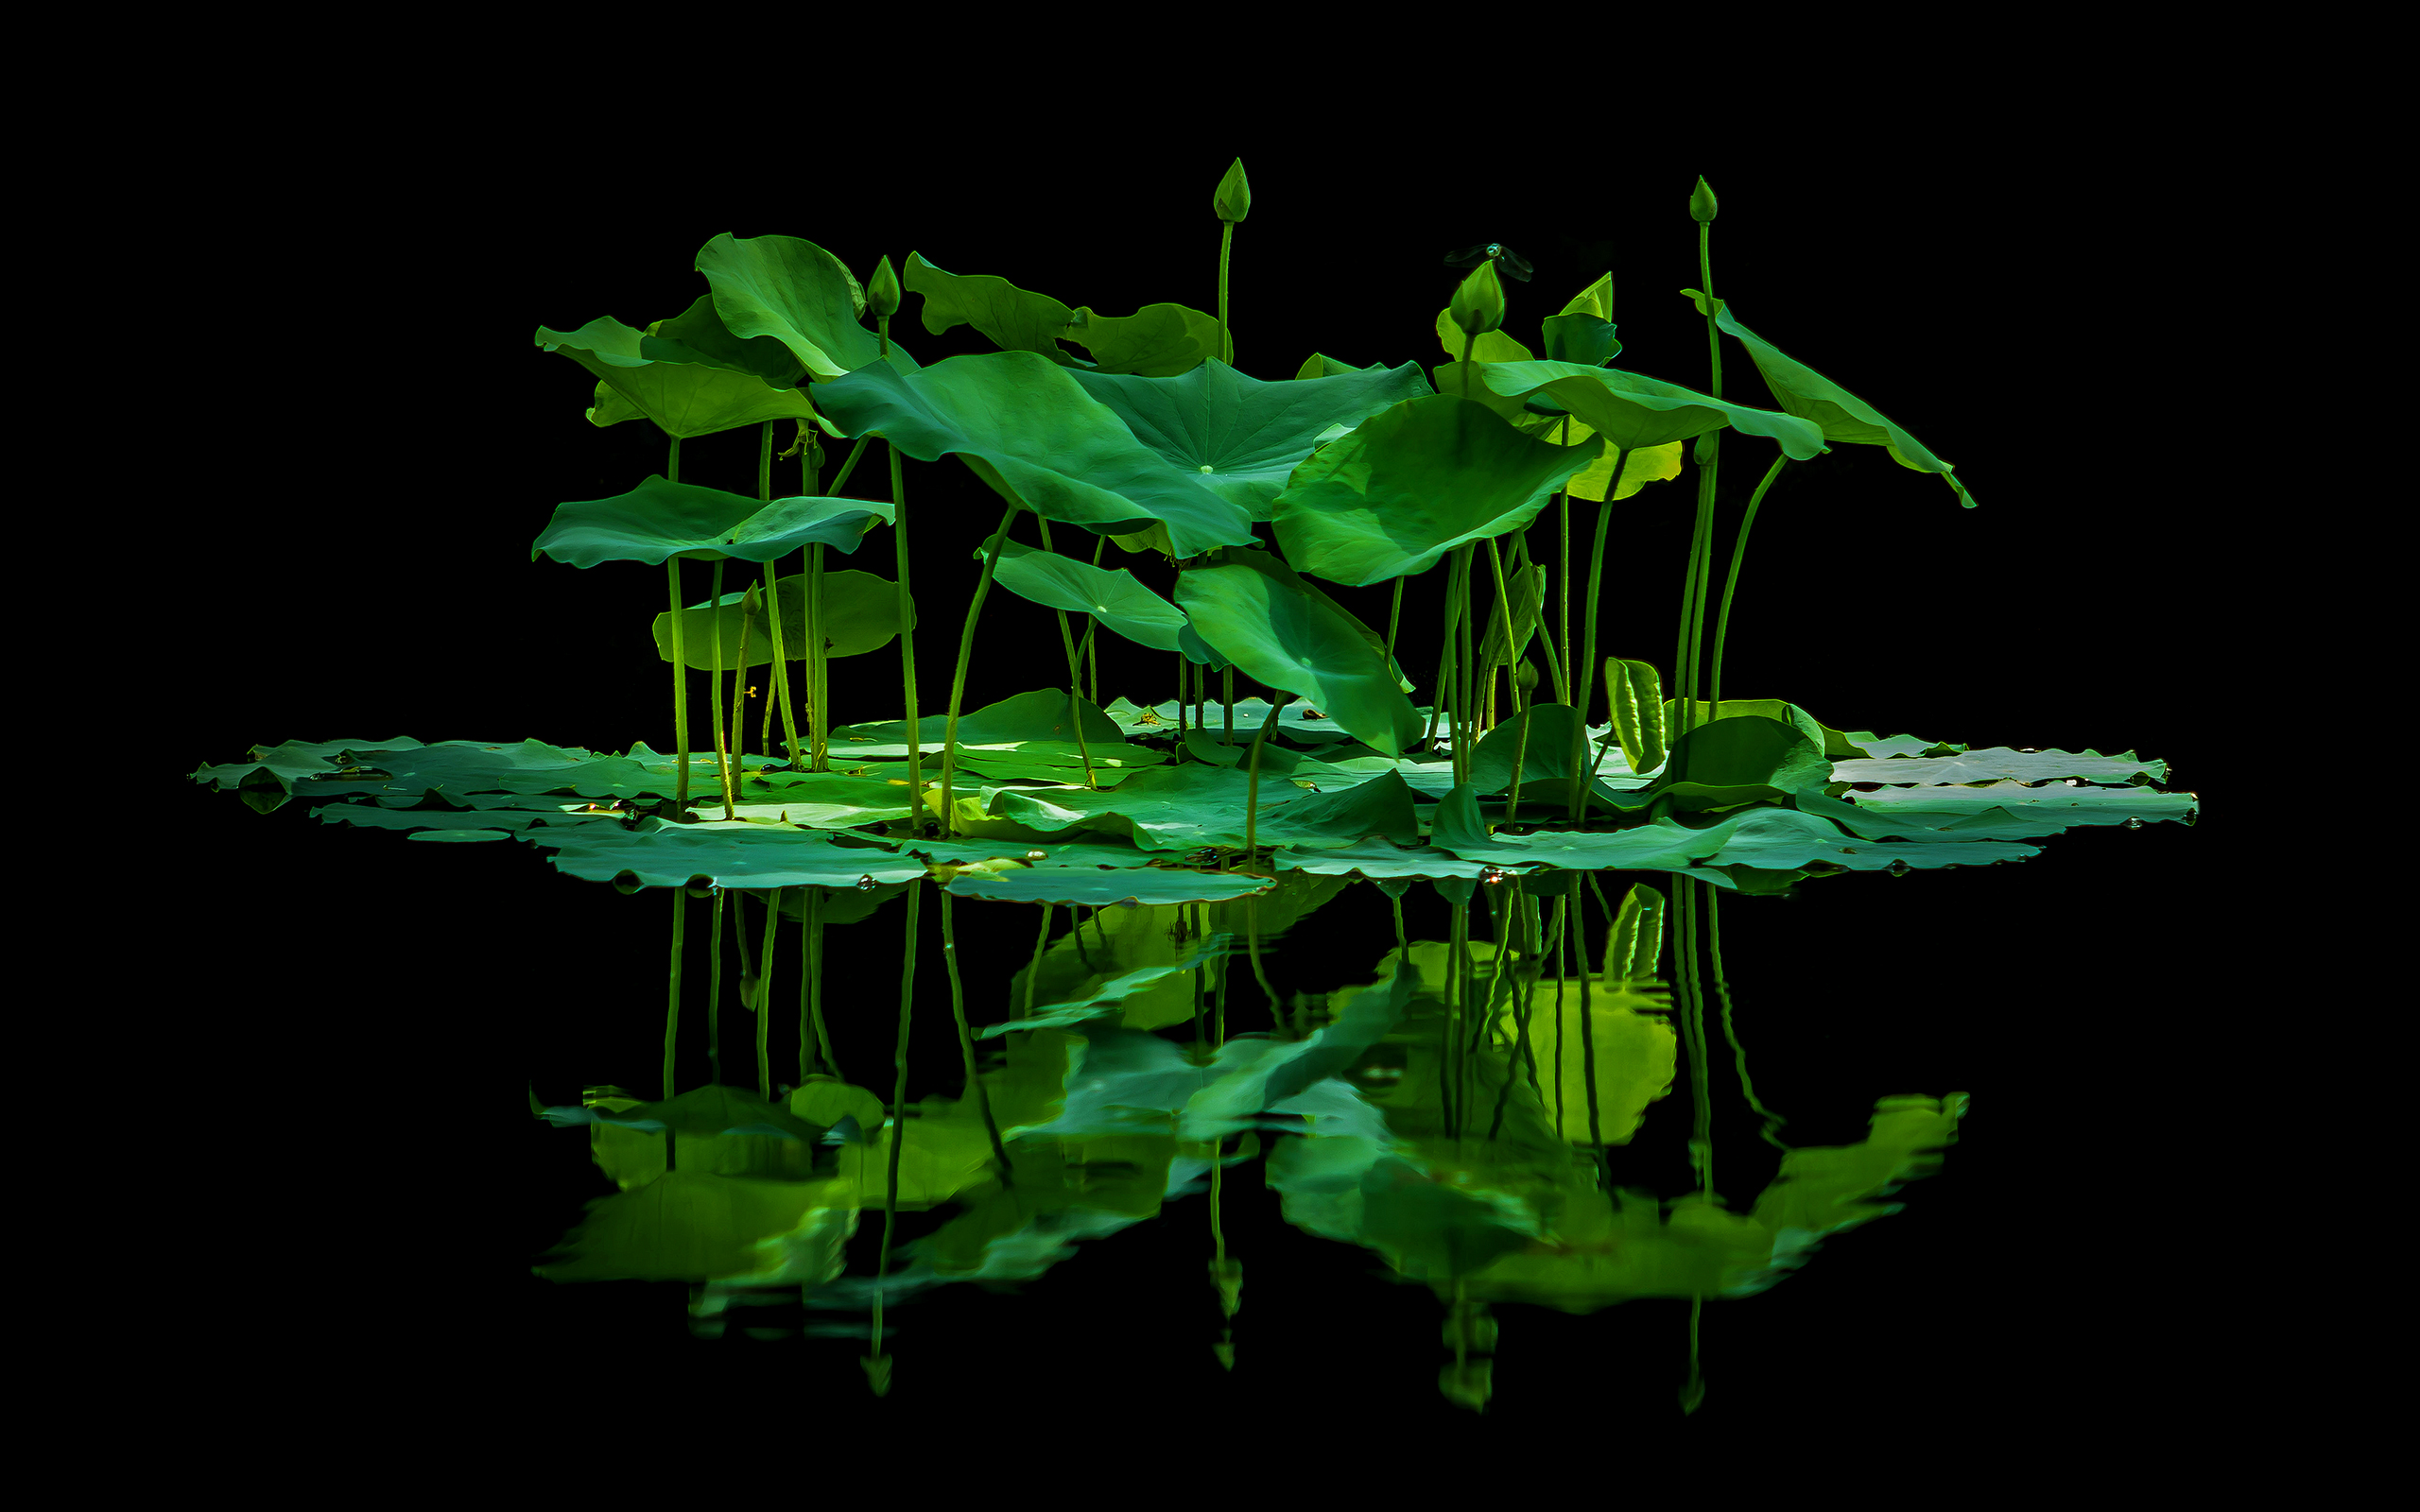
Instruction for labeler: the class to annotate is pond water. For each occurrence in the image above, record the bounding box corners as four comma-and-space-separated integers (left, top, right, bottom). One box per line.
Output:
187, 725, 2203, 1438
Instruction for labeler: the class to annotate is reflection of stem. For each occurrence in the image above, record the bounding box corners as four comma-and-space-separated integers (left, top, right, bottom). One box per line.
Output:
941, 503, 1021, 833
1247, 896, 1282, 1032
1019, 904, 1053, 1020
1674, 877, 1714, 1196
941, 890, 1013, 1185
873, 878, 920, 1374
1707, 454, 1790, 710
1709, 888, 1789, 1150
802, 888, 835, 1080
755, 887, 780, 1097
707, 888, 725, 1087
663, 888, 685, 1099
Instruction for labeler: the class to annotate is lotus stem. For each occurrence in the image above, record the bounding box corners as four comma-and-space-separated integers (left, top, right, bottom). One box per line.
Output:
707, 886, 725, 1087
1568, 452, 1631, 818
809, 543, 828, 771
1679, 215, 1725, 743
666, 434, 689, 809
756, 886, 780, 1097
1019, 904, 1053, 1020
1455, 544, 1478, 789
1505, 673, 1532, 830
1088, 536, 1106, 702
940, 890, 1012, 1186
873, 876, 921, 1373
664, 887, 685, 1099
1706, 453, 1790, 710
1175, 650, 1188, 756
1483, 535, 1514, 735
759, 421, 804, 768
1034, 517, 1098, 788
729, 580, 756, 812
1218, 219, 1235, 366
941, 503, 1022, 834
1222, 666, 1235, 746
1557, 421, 1574, 706
1384, 577, 1404, 679
826, 435, 871, 494
1243, 693, 1292, 872
707, 560, 735, 819
887, 439, 924, 832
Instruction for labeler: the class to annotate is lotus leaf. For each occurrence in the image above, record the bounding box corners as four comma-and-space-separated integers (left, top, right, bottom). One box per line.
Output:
534, 315, 821, 439
651, 569, 908, 669
693, 232, 920, 381
1460, 360, 1829, 460
1064, 357, 1432, 520
808, 351, 1257, 558
532, 475, 893, 569
1175, 550, 1427, 757
529, 821, 931, 889
1269, 394, 1603, 586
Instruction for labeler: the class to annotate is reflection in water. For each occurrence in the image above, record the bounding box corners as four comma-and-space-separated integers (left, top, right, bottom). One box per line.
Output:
527, 868, 1963, 1414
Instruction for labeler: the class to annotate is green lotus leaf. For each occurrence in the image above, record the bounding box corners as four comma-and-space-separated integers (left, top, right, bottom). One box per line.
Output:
1563, 438, 1685, 502
1174, 549, 1427, 757
527, 821, 932, 889
1427, 787, 2038, 883
832, 688, 1130, 751
1107, 696, 1407, 743
1458, 360, 1828, 460
1798, 783, 2199, 840
532, 475, 892, 569
1686, 291, 1972, 506
1478, 562, 1546, 670
981, 537, 1193, 655
903, 252, 1081, 361
948, 869, 1271, 907
1270, 395, 1603, 586
652, 568, 908, 669
1433, 309, 1533, 365
1295, 353, 1392, 379
534, 316, 822, 439
1576, 713, 1831, 816
1540, 312, 1619, 368
1829, 747, 2171, 786
1064, 358, 1432, 521
1461, 705, 1646, 812
808, 352, 1258, 558
693, 232, 919, 382
641, 293, 809, 387
1063, 302, 1227, 377
1270, 836, 1495, 882
973, 762, 1354, 852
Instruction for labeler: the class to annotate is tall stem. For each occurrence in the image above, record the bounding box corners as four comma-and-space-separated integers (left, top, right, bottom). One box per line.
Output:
941, 503, 1022, 833
707, 887, 725, 1087
707, 559, 734, 818
941, 889, 1013, 1184
802, 888, 836, 1080
1034, 518, 1098, 788
1568, 452, 1631, 818
1217, 220, 1235, 365
666, 436, 689, 808
726, 580, 755, 818
1679, 217, 1724, 744
809, 543, 829, 770
1385, 577, 1405, 677
1242, 693, 1291, 871
1707, 455, 1789, 710
1556, 420, 1574, 705
758, 421, 804, 768
879, 312, 923, 831
1482, 536, 1515, 738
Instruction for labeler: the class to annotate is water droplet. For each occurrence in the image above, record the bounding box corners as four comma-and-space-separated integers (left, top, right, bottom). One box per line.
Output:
2065, 779, 2082, 786
856, 874, 876, 890
1025, 850, 1047, 860
1199, 464, 1214, 473
2124, 817, 2143, 829
1888, 861, 1911, 877
1480, 867, 1509, 885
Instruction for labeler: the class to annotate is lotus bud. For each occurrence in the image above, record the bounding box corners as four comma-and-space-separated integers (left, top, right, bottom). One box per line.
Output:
1449, 260, 1506, 337
1694, 431, 1718, 467
1514, 659, 1540, 696
866, 255, 902, 319
1214, 158, 1251, 222
1689, 176, 1718, 223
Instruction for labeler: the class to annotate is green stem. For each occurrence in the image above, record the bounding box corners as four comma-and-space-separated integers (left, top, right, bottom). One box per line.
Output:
1019, 904, 1053, 1019
1385, 577, 1405, 678
707, 559, 734, 819
663, 887, 685, 1099
826, 435, 871, 495
1505, 671, 1532, 829
1454, 546, 1477, 787
1034, 517, 1098, 788
1482, 535, 1514, 737
1088, 536, 1107, 703
1556, 421, 1574, 705
809, 543, 828, 771
1707, 454, 1789, 710
940, 889, 1012, 1185
1222, 666, 1235, 746
666, 436, 688, 810
726, 580, 755, 817
1679, 217, 1724, 743
1218, 220, 1235, 365
1568, 452, 1630, 818
888, 438, 923, 831
941, 503, 1023, 833
758, 421, 804, 769
1242, 693, 1291, 872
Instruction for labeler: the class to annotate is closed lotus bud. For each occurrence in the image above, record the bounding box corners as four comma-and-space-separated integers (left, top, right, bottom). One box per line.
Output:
1689, 176, 1718, 222
1694, 431, 1719, 467
1514, 659, 1540, 696
866, 255, 902, 319
1214, 158, 1251, 222
1449, 260, 1506, 337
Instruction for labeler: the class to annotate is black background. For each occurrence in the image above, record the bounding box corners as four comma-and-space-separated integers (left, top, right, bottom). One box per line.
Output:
159, 98, 2257, 1456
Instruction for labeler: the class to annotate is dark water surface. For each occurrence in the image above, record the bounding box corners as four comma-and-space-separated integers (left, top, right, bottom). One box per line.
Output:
180, 804, 2212, 1445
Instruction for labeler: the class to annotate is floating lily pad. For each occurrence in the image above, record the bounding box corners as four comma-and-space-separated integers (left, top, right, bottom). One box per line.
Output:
529, 821, 932, 889
1828, 747, 2169, 786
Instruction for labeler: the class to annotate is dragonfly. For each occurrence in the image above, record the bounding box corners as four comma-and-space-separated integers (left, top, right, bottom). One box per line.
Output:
1443, 242, 1533, 282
